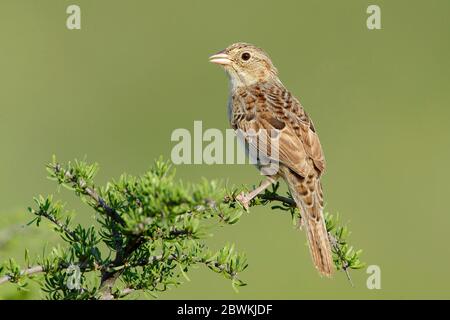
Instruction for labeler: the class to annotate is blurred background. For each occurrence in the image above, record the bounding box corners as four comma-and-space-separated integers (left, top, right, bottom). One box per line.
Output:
1, 0, 450, 299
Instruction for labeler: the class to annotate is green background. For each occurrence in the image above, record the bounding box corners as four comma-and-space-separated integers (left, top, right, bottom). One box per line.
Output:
1, 0, 449, 299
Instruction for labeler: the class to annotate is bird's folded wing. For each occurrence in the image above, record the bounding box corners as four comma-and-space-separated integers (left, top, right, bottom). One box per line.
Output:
264, 89, 326, 174
236, 113, 311, 177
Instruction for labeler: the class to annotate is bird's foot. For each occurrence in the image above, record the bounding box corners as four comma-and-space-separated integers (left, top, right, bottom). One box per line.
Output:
236, 192, 251, 211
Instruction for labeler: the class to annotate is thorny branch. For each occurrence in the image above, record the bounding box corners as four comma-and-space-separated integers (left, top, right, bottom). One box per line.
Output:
1, 159, 363, 299
51, 163, 125, 227
49, 163, 136, 299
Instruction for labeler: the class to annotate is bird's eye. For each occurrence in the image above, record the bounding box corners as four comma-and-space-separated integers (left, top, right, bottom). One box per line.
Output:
241, 52, 251, 61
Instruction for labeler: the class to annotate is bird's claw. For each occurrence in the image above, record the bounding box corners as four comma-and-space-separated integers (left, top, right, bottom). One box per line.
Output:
236, 192, 250, 211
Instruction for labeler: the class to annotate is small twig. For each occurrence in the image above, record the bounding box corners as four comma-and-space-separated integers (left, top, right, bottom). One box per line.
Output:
114, 287, 135, 299
53, 162, 126, 296
0, 265, 44, 285
329, 233, 354, 287
36, 209, 75, 239
258, 193, 296, 206
52, 163, 191, 299
52, 164, 125, 227
98, 235, 146, 299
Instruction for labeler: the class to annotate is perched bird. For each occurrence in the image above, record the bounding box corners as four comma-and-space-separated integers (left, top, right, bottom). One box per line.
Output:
209, 43, 333, 276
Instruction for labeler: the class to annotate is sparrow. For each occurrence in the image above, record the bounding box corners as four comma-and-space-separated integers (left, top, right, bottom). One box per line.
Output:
209, 43, 333, 276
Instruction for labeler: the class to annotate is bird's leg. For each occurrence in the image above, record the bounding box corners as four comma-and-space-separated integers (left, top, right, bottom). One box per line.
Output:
236, 177, 277, 210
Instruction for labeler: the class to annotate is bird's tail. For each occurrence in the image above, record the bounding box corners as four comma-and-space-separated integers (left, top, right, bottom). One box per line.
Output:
284, 170, 334, 277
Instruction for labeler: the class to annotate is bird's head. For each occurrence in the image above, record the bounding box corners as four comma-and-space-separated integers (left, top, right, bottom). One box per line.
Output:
209, 42, 279, 88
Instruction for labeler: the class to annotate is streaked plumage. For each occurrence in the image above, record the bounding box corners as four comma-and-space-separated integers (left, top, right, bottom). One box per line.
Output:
210, 42, 333, 276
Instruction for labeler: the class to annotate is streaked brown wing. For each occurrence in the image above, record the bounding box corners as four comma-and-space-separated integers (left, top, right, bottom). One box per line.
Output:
235, 111, 311, 177
264, 84, 326, 174
231, 84, 325, 177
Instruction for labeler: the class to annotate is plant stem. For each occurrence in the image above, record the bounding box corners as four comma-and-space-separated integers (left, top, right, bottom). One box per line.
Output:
0, 265, 44, 285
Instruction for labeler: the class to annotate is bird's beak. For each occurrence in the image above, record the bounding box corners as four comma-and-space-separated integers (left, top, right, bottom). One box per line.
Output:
209, 52, 231, 66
